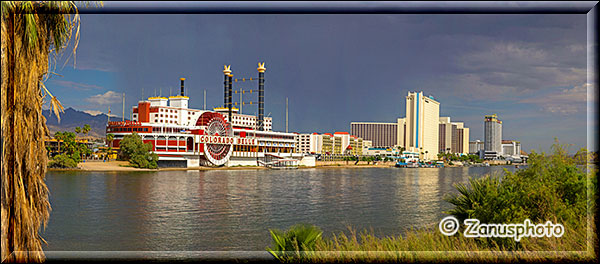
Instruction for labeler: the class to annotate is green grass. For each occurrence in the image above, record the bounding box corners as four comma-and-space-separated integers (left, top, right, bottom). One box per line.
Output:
308, 219, 597, 263
271, 219, 595, 263
267, 141, 597, 262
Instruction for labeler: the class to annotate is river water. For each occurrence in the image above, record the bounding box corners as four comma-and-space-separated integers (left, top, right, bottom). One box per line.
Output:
42, 166, 519, 252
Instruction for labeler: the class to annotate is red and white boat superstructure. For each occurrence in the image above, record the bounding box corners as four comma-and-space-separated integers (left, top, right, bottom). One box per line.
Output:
106, 75, 304, 167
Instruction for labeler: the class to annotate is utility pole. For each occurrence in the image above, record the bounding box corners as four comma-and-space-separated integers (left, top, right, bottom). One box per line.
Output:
122, 93, 125, 122
240, 86, 243, 114
204, 89, 206, 110
286, 97, 288, 133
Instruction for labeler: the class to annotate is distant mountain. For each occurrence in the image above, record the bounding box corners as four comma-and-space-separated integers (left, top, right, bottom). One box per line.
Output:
43, 107, 127, 139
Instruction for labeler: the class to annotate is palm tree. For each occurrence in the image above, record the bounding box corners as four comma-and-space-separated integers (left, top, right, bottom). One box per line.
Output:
54, 131, 63, 154
106, 133, 114, 148
75, 126, 81, 135
1, 2, 100, 262
82, 123, 90, 136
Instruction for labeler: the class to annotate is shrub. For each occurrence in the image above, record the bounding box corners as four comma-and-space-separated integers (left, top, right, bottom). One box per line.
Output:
129, 152, 159, 169
48, 154, 78, 168
267, 224, 323, 262
119, 133, 158, 169
444, 141, 592, 249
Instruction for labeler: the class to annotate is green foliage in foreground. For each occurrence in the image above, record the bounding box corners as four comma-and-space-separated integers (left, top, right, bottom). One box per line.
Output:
307, 220, 594, 263
266, 219, 594, 263
118, 133, 158, 169
267, 141, 596, 262
445, 141, 593, 249
267, 224, 323, 262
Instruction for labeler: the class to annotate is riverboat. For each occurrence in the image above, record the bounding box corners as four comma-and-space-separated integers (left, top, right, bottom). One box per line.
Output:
106, 64, 308, 168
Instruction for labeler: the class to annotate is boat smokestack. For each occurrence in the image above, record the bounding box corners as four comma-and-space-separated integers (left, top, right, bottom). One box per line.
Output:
228, 73, 233, 123
180, 78, 185, 96
223, 65, 231, 112
257, 62, 266, 131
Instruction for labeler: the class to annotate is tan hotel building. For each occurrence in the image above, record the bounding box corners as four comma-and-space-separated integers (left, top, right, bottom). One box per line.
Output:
439, 117, 470, 154
350, 122, 397, 148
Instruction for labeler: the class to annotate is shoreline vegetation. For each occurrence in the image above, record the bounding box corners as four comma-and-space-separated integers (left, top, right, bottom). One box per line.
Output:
266, 142, 597, 262
51, 160, 394, 172
48, 160, 524, 172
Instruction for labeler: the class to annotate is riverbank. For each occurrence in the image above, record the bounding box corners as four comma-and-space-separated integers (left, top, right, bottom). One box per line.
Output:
55, 160, 272, 172
49, 160, 521, 172
48, 160, 397, 172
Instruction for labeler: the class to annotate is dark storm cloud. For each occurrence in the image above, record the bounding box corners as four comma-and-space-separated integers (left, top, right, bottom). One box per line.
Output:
55, 13, 591, 151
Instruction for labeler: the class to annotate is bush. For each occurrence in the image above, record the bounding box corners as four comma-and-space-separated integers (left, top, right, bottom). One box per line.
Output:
444, 141, 592, 249
119, 133, 158, 169
48, 154, 78, 168
267, 141, 596, 261
129, 152, 159, 169
267, 224, 323, 261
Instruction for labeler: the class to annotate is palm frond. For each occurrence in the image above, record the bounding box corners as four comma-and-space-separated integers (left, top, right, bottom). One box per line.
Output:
40, 82, 64, 122
1, 1, 101, 262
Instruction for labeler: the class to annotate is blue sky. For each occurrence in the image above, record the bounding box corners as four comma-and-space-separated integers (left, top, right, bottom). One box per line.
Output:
43, 12, 595, 153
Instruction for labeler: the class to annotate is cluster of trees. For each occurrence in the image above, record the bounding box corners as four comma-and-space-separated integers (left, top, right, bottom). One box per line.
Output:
357, 156, 394, 164
47, 125, 93, 168
118, 133, 158, 169
437, 152, 483, 163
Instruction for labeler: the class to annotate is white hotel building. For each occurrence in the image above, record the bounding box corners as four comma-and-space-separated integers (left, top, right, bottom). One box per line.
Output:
403, 91, 440, 161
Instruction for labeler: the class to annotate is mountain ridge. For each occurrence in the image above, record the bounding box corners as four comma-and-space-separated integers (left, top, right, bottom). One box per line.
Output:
43, 107, 126, 138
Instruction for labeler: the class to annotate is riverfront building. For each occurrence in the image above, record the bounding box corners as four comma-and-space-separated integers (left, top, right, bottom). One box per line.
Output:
397, 118, 406, 148
295, 133, 322, 154
295, 133, 311, 154
321, 133, 334, 154
295, 132, 363, 155
439, 117, 470, 154
350, 122, 397, 148
349, 136, 364, 156
404, 91, 440, 161
501, 140, 522, 157
484, 114, 502, 159
469, 140, 484, 154
351, 91, 477, 160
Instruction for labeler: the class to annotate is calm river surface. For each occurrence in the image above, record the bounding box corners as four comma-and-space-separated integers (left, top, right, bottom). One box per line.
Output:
42, 166, 519, 251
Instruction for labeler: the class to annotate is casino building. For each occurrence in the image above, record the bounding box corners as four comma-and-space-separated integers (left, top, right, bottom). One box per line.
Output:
106, 63, 308, 167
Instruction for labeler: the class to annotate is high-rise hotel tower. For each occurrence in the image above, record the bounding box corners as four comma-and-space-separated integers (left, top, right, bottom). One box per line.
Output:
404, 91, 440, 161
484, 114, 502, 155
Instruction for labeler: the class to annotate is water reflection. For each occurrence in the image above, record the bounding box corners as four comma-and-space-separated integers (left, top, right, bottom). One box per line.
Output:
43, 166, 519, 251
